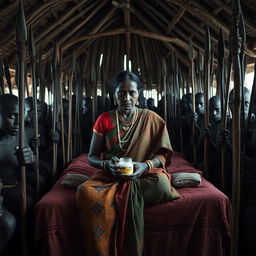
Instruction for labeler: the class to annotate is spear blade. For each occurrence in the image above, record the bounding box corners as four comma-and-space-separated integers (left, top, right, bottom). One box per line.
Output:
16, 0, 27, 43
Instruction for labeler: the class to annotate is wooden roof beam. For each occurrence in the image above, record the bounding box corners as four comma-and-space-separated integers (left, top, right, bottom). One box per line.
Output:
35, 0, 89, 43
129, 4, 189, 66
167, 8, 185, 34
165, 0, 256, 57
63, 12, 119, 70
63, 26, 189, 51
39, 0, 102, 47
212, 0, 256, 33
0, 0, 74, 46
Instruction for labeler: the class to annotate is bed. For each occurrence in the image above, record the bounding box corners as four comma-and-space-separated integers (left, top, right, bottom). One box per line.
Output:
35, 152, 231, 256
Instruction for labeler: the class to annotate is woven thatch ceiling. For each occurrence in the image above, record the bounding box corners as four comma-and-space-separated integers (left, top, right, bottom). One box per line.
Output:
0, 0, 256, 72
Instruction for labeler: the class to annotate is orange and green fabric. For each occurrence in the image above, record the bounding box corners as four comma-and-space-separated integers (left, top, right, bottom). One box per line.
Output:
76, 108, 179, 256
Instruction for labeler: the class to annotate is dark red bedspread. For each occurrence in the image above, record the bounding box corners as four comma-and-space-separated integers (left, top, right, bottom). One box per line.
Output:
35, 152, 231, 256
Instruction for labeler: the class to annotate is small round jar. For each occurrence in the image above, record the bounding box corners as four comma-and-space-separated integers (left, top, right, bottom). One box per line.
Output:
118, 157, 134, 175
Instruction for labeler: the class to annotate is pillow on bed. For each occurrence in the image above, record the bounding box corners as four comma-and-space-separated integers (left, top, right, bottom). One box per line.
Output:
61, 173, 90, 189
140, 172, 180, 206
171, 172, 201, 188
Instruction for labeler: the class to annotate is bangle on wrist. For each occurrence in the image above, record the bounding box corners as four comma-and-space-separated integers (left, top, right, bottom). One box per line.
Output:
101, 160, 107, 170
145, 160, 153, 171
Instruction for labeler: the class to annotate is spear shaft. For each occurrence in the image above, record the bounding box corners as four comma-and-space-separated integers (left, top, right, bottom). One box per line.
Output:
28, 27, 40, 193
16, 1, 28, 255
188, 37, 196, 165
204, 24, 211, 178
231, 0, 243, 254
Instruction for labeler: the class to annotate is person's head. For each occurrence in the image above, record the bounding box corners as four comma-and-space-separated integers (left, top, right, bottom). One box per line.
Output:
195, 92, 204, 116
24, 97, 42, 124
229, 87, 250, 119
209, 96, 221, 123
138, 95, 147, 109
147, 98, 155, 108
62, 98, 69, 118
181, 93, 192, 114
0, 94, 19, 136
112, 71, 142, 113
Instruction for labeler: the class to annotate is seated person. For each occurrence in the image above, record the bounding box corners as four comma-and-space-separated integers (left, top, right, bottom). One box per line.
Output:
76, 71, 179, 256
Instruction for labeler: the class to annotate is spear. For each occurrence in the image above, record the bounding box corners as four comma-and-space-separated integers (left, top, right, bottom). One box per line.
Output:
58, 49, 66, 166
67, 51, 75, 163
51, 42, 60, 177
247, 61, 256, 132
188, 36, 196, 165
203, 24, 211, 178
231, 0, 243, 254
28, 27, 40, 193
0, 58, 4, 94
3, 55, 12, 94
16, 0, 28, 255
161, 58, 167, 123
174, 53, 183, 152
218, 28, 226, 192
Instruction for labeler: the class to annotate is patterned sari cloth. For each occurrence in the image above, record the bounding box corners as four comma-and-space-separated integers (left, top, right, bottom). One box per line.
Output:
76, 108, 179, 256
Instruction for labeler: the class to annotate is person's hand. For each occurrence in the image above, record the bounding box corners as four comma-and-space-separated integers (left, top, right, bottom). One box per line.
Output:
30, 137, 40, 150
104, 156, 121, 176
56, 121, 61, 131
51, 131, 60, 143
216, 130, 229, 145
121, 162, 149, 180
15, 146, 36, 166
189, 112, 198, 123
200, 127, 211, 139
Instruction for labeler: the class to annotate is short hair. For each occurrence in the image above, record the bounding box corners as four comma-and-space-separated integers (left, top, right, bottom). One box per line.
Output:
112, 71, 143, 92
0, 94, 18, 113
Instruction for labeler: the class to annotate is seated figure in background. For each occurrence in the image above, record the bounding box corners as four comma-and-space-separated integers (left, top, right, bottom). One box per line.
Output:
76, 71, 179, 256
197, 96, 222, 187
147, 98, 157, 112
0, 94, 36, 254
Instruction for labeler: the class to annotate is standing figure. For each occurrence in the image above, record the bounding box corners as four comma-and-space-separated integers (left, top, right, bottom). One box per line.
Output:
0, 94, 36, 254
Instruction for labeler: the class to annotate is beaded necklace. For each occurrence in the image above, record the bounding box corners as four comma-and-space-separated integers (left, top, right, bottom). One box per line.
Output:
116, 107, 138, 149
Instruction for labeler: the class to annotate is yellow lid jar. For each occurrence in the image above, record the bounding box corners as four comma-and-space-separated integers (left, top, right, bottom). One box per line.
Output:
118, 157, 134, 175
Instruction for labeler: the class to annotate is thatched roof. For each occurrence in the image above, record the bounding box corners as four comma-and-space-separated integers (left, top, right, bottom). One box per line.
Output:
0, 0, 255, 77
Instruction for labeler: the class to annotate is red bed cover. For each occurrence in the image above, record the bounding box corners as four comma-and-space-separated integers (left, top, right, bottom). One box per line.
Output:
35, 152, 231, 256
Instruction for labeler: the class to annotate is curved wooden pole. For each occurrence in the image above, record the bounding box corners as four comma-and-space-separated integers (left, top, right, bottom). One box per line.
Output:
62, 26, 189, 53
